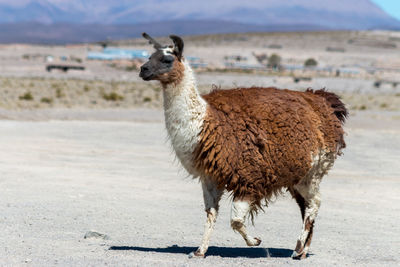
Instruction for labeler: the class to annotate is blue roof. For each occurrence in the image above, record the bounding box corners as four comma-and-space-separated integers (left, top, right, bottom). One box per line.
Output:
87, 48, 149, 60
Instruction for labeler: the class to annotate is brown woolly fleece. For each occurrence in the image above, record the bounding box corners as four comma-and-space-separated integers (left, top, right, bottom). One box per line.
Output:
194, 87, 346, 212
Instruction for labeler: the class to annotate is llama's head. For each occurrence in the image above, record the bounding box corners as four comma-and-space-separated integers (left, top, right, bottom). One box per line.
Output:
140, 33, 185, 86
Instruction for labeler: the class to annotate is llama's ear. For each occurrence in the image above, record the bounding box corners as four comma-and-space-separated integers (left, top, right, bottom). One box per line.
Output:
169, 35, 184, 60
142, 32, 162, 50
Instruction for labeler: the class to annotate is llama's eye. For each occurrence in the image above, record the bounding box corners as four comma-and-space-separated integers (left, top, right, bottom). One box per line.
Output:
162, 56, 174, 63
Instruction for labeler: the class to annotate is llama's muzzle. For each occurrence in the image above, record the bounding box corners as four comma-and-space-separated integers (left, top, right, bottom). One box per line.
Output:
139, 65, 153, 80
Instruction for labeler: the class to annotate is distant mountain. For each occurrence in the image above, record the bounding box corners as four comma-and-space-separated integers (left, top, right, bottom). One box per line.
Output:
0, 21, 332, 44
0, 0, 399, 44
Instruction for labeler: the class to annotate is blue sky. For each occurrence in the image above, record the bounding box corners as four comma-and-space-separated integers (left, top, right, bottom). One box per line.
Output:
371, 0, 400, 20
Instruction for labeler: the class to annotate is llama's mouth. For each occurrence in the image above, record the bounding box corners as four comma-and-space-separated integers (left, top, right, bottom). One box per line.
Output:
139, 72, 153, 81
141, 76, 152, 81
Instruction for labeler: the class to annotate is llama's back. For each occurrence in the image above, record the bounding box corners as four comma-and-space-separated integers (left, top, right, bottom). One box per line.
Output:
195, 87, 346, 208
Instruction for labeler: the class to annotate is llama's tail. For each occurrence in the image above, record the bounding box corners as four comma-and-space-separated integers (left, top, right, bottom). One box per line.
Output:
307, 89, 348, 124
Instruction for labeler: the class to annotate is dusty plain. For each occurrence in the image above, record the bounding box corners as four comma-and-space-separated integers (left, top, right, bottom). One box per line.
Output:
0, 31, 399, 266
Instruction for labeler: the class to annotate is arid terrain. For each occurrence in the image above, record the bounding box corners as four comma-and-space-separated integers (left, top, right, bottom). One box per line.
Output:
1, 31, 400, 114
0, 110, 399, 266
0, 31, 399, 266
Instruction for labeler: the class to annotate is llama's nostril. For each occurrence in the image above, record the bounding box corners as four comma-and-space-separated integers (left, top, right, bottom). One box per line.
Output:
140, 65, 152, 80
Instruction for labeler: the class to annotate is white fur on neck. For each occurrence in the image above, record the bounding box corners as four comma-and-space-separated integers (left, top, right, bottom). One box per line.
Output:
163, 59, 207, 175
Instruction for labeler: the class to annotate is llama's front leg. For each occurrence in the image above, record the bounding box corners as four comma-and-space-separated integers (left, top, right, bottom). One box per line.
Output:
291, 184, 321, 260
230, 198, 262, 246
189, 180, 223, 258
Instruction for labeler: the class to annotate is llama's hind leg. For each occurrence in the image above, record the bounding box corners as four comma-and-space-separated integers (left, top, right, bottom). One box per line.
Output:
189, 179, 223, 258
291, 180, 321, 260
230, 198, 262, 247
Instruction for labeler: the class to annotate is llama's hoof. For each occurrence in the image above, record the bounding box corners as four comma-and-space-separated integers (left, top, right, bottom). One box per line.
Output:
188, 251, 205, 259
246, 237, 262, 247
292, 240, 307, 260
291, 250, 307, 260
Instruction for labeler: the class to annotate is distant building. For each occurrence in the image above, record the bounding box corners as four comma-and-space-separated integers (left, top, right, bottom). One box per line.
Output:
45, 55, 54, 62
87, 48, 149, 60
186, 56, 208, 68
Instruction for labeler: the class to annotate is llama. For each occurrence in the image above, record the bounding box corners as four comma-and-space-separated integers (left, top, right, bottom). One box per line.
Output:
139, 33, 347, 260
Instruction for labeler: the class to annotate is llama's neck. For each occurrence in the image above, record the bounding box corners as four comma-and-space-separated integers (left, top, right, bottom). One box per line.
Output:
162, 60, 205, 112
163, 60, 207, 174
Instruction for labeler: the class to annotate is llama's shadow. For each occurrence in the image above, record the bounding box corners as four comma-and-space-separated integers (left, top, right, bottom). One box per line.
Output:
109, 244, 294, 258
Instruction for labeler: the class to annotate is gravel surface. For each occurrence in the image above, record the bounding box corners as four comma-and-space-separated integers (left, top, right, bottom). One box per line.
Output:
0, 110, 399, 266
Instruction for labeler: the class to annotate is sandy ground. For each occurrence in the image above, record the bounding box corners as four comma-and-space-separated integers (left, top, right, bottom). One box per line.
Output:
0, 109, 399, 266
0, 74, 399, 112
